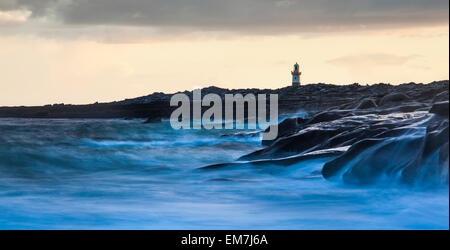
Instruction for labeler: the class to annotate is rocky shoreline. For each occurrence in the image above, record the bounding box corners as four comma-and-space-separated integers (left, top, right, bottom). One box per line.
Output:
200, 80, 449, 186
0, 80, 448, 121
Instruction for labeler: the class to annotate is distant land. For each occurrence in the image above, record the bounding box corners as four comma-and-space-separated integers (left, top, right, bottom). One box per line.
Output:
0, 81, 448, 122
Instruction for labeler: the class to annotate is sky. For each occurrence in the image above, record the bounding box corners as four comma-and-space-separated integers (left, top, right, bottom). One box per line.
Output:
0, 0, 449, 106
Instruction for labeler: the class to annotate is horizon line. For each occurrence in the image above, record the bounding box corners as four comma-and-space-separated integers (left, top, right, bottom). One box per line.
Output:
1, 79, 448, 108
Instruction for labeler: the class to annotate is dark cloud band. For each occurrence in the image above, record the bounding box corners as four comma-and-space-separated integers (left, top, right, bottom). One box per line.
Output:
1, 0, 449, 33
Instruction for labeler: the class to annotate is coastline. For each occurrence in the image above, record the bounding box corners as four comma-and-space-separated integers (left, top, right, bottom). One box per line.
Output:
1, 81, 448, 120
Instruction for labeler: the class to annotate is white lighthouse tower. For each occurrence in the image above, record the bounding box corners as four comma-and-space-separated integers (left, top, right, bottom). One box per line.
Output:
291, 62, 301, 87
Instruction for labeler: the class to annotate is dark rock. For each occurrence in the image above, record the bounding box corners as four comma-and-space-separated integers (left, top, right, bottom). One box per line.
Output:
241, 127, 347, 160
356, 98, 377, 109
433, 91, 449, 103
262, 117, 301, 146
202, 150, 344, 170
307, 110, 353, 124
379, 92, 410, 106
220, 131, 260, 138
321, 139, 383, 181
439, 142, 449, 184
322, 116, 449, 186
275, 117, 299, 133
429, 101, 449, 117
144, 116, 161, 123
401, 119, 449, 185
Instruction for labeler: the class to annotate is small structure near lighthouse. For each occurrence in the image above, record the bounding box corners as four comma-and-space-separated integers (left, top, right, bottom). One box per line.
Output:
291, 62, 301, 87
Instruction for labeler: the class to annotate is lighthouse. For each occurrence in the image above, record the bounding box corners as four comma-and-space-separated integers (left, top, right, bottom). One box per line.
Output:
291, 62, 301, 87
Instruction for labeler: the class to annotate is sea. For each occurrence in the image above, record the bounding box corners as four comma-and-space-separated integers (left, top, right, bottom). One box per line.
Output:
0, 118, 448, 229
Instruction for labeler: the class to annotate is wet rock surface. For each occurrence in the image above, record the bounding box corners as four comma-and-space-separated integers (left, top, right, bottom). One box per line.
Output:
429, 101, 449, 117
355, 98, 378, 109
202, 80, 449, 186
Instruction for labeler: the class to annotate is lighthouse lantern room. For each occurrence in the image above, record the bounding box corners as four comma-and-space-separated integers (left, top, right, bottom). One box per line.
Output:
291, 62, 301, 87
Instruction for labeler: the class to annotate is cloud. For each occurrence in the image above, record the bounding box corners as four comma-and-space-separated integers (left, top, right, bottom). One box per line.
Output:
0, 9, 31, 26
328, 53, 420, 70
0, 0, 448, 34
0, 0, 57, 17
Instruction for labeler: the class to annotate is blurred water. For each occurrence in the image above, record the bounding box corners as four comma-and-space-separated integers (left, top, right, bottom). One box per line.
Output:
0, 118, 448, 229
